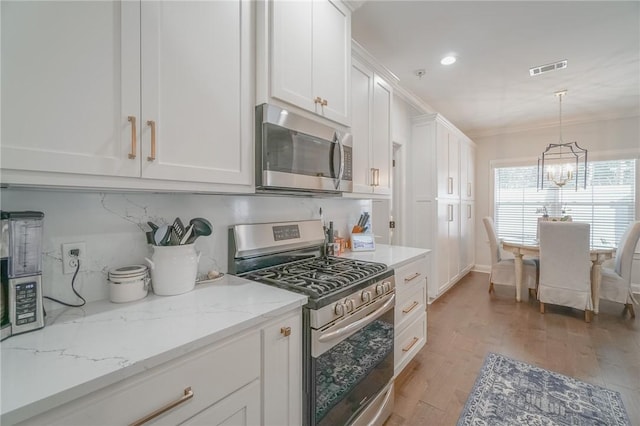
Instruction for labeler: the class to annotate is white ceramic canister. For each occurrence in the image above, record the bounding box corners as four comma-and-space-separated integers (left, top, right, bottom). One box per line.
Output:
145, 244, 201, 296
107, 265, 150, 303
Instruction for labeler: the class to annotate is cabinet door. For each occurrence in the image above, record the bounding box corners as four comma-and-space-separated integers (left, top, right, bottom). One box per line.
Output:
460, 141, 475, 200
435, 123, 450, 197
262, 311, 302, 426
447, 202, 461, 287
410, 119, 436, 200
371, 75, 392, 195
270, 0, 314, 113
448, 133, 460, 199
179, 380, 260, 426
436, 202, 451, 294
1, 1, 140, 178
140, 0, 253, 185
312, 0, 350, 125
350, 59, 373, 193
460, 202, 474, 272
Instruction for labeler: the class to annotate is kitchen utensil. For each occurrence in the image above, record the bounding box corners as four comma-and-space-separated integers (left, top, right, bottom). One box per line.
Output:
172, 218, 185, 242
153, 225, 171, 246
145, 244, 200, 296
180, 224, 194, 245
147, 221, 159, 232
145, 231, 155, 245
185, 218, 213, 244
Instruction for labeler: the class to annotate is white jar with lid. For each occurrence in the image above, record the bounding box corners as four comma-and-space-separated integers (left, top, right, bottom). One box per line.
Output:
107, 265, 150, 303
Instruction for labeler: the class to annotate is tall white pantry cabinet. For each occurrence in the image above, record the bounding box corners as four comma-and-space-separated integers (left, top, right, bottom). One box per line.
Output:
1, 1, 253, 192
409, 114, 476, 302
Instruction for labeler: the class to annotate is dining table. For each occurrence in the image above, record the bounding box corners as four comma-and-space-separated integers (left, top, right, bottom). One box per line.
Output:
501, 239, 616, 314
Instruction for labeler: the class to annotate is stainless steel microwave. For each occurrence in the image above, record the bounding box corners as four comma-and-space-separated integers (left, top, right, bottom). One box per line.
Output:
255, 104, 352, 195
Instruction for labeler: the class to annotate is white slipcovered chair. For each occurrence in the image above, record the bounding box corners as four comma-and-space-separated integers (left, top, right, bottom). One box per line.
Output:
538, 222, 593, 322
599, 221, 640, 318
482, 217, 538, 296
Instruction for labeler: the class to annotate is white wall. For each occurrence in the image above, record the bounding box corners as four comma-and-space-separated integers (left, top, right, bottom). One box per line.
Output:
473, 115, 640, 271
1, 189, 371, 308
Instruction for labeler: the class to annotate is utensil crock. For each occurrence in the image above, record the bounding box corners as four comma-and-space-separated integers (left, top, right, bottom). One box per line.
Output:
145, 244, 200, 296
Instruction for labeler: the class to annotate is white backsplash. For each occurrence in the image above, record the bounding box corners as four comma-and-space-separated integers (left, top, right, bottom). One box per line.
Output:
1, 189, 371, 308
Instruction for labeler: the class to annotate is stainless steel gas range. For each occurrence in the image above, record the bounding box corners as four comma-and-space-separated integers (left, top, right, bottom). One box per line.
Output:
229, 220, 395, 426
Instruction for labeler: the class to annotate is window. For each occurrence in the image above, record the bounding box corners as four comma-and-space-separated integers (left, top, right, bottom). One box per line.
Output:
494, 159, 636, 247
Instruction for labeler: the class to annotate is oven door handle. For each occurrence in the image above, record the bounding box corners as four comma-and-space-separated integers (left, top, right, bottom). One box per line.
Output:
318, 293, 395, 343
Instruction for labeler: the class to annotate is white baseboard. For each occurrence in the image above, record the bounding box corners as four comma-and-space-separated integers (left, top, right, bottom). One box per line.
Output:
473, 264, 490, 274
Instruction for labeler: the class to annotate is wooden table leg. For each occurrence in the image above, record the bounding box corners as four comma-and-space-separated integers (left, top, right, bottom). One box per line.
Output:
514, 253, 524, 302
591, 255, 604, 314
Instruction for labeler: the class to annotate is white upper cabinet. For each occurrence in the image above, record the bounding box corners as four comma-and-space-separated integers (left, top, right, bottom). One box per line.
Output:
1, 1, 140, 178
1, 0, 253, 191
460, 139, 475, 200
139, 1, 253, 186
260, 0, 351, 126
349, 56, 392, 197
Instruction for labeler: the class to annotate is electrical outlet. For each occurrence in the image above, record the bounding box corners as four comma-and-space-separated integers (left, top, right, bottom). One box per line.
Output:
62, 242, 86, 274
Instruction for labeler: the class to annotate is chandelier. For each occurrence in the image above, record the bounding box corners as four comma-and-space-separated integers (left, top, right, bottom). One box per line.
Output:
537, 90, 587, 191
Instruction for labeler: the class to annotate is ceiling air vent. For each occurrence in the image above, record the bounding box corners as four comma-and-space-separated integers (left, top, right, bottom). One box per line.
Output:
529, 60, 567, 76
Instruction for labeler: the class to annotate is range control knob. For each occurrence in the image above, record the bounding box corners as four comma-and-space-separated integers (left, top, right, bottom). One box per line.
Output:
383, 281, 392, 293
334, 302, 345, 316
361, 290, 372, 303
344, 299, 355, 312
375, 283, 384, 296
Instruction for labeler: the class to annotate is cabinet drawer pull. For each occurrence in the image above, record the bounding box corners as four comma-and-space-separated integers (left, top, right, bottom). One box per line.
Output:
127, 116, 137, 159
281, 326, 291, 337
129, 387, 194, 426
448, 177, 454, 194
402, 301, 419, 314
146, 120, 156, 161
404, 272, 421, 283
314, 96, 323, 104
321, 98, 328, 106
402, 337, 419, 352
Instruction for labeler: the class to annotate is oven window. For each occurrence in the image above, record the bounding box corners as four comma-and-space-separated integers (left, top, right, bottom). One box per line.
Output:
314, 315, 394, 425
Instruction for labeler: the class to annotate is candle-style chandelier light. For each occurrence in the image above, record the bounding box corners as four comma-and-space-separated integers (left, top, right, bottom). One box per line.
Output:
537, 90, 587, 191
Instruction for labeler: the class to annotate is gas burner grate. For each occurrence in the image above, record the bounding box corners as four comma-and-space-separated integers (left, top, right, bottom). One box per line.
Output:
243, 256, 388, 299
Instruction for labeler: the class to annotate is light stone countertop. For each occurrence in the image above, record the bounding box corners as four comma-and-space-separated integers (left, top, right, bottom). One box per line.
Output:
340, 244, 431, 269
0, 275, 307, 425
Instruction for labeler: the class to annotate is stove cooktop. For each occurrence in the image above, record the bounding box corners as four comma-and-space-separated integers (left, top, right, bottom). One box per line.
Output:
242, 256, 388, 300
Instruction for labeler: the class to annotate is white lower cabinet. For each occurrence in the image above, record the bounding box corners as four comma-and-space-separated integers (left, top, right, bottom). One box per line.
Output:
393, 254, 429, 376
16, 310, 302, 426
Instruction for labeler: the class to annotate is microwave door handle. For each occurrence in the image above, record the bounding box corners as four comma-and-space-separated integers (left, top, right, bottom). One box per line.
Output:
335, 133, 344, 190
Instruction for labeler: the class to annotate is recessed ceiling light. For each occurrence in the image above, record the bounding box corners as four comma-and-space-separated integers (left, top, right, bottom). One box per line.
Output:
441, 56, 456, 65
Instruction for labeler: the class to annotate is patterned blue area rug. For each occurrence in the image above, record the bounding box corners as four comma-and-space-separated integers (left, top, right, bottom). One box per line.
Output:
457, 353, 631, 425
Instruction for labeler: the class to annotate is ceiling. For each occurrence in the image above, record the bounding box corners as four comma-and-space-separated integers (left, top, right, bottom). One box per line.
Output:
351, 1, 640, 138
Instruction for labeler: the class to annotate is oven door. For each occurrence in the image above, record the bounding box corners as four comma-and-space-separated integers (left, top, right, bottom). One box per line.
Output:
310, 293, 394, 426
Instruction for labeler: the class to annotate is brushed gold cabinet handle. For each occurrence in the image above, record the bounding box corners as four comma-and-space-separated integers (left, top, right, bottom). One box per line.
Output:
402, 337, 419, 352
314, 96, 323, 104
127, 116, 137, 159
281, 326, 291, 337
402, 301, 419, 314
404, 272, 421, 283
146, 120, 156, 162
129, 387, 194, 426
321, 98, 328, 106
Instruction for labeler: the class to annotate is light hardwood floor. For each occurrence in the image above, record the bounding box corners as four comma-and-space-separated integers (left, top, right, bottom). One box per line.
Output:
386, 271, 640, 425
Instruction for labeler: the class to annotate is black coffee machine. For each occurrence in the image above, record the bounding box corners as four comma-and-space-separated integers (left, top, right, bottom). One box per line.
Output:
1, 211, 46, 340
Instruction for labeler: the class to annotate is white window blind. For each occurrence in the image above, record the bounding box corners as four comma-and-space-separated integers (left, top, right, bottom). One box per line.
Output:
494, 159, 636, 247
